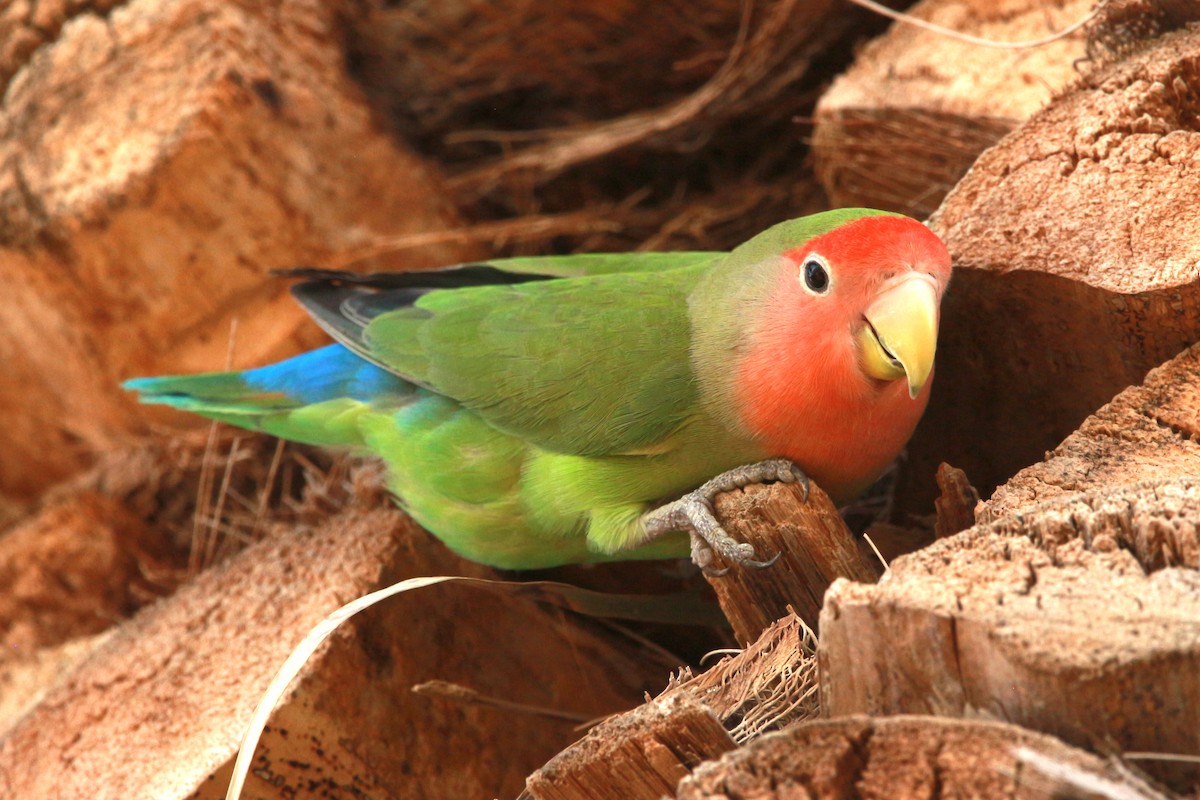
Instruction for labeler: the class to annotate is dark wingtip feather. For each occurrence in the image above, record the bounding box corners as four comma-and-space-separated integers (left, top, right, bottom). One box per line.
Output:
282, 264, 558, 369
272, 266, 348, 281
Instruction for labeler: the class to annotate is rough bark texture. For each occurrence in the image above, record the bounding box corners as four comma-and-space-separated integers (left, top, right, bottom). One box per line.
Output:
0, 431, 340, 736
677, 715, 1162, 800
0, 467, 678, 800
525, 694, 737, 800
0, 491, 181, 656
812, 0, 1090, 216
985, 341, 1200, 521
903, 23, 1200, 511
819, 478, 1200, 787
0, 0, 473, 502
0, 634, 108, 738
706, 482, 882, 642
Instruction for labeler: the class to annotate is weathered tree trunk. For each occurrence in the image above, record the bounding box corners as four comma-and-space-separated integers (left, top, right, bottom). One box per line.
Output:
0, 0, 474, 503
812, 0, 1090, 216
819, 477, 1200, 787
901, 20, 1200, 512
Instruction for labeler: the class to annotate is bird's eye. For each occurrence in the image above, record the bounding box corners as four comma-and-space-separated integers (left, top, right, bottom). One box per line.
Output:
801, 256, 830, 295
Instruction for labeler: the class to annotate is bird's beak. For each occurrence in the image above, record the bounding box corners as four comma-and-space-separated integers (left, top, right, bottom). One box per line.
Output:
857, 274, 940, 399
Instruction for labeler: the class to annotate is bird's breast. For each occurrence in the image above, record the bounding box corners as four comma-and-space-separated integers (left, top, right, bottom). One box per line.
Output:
736, 358, 931, 506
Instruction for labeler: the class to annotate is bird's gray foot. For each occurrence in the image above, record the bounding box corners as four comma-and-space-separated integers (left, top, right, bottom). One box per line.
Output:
642, 459, 806, 573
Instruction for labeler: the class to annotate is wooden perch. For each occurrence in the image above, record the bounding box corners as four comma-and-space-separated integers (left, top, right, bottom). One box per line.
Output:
677, 715, 1165, 800
819, 478, 1200, 787
812, 0, 1090, 216
900, 21, 1200, 512
0, 464, 679, 800
704, 481, 883, 642
0, 0, 474, 502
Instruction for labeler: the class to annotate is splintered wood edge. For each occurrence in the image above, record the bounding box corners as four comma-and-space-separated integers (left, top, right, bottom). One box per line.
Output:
668, 613, 819, 742
524, 694, 736, 800
677, 715, 1159, 800
526, 615, 819, 800
705, 481, 882, 642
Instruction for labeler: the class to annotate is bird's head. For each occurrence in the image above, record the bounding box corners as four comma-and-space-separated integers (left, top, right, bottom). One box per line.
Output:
773, 213, 952, 400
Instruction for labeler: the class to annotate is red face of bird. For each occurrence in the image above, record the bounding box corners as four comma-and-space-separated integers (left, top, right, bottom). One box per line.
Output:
765, 214, 953, 400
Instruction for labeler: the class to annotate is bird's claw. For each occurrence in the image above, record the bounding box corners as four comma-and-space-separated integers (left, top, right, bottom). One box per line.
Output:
687, 521, 781, 575
744, 551, 782, 569
763, 459, 810, 501
640, 459, 808, 574
681, 503, 756, 573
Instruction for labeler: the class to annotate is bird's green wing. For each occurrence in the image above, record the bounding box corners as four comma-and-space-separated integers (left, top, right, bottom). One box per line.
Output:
490, 251, 723, 277
290, 254, 723, 456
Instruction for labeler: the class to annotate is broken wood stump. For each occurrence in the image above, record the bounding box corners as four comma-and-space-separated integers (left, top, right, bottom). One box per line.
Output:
524, 694, 736, 800
676, 715, 1164, 800
525, 613, 818, 800
819, 478, 1200, 789
825, 343, 1200, 788
812, 0, 1090, 216
705, 481, 883, 643
524, 603, 1176, 798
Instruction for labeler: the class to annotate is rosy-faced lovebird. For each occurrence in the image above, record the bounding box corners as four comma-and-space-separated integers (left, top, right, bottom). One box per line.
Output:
126, 209, 952, 570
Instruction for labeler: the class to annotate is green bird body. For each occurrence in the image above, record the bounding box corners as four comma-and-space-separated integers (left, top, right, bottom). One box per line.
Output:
127, 209, 952, 569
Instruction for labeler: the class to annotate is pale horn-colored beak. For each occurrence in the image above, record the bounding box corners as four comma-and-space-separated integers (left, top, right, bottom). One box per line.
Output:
856, 273, 940, 399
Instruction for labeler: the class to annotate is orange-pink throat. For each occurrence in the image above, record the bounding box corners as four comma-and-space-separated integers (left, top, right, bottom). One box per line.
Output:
733, 216, 946, 504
